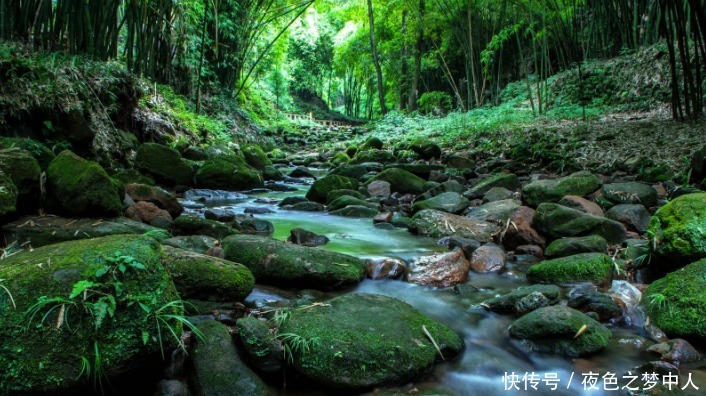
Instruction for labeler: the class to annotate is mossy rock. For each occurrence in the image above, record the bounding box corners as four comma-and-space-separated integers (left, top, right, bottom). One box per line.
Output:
135, 143, 194, 186
643, 258, 706, 342
329, 164, 370, 180
327, 189, 367, 204
2, 216, 157, 247
46, 151, 123, 217
0, 169, 18, 215
508, 305, 612, 357
408, 209, 499, 242
143, 229, 173, 242
0, 148, 41, 212
0, 235, 180, 395
112, 169, 156, 186
407, 139, 442, 160
170, 216, 239, 240
236, 317, 282, 374
279, 293, 464, 390
367, 168, 427, 195
161, 246, 254, 301
601, 182, 658, 207
221, 234, 366, 290
331, 152, 350, 166
647, 193, 706, 268
637, 165, 675, 183
262, 165, 284, 181
411, 192, 470, 214
195, 155, 263, 191
481, 284, 561, 313
350, 149, 397, 165
328, 196, 377, 212
360, 137, 384, 151
526, 253, 617, 285
522, 171, 602, 206
545, 235, 608, 258
161, 235, 218, 254
191, 320, 268, 396
306, 175, 360, 203
533, 203, 627, 245
330, 205, 379, 218
383, 163, 446, 180
466, 173, 520, 199
241, 144, 273, 170
346, 145, 359, 158
0, 138, 55, 170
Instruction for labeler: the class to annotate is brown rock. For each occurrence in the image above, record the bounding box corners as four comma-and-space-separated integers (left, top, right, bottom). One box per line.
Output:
470, 244, 506, 273
558, 195, 604, 216
373, 212, 393, 223
407, 248, 470, 287
125, 183, 183, 217
366, 258, 406, 280
516, 245, 544, 259
368, 180, 392, 198
125, 201, 172, 224
647, 339, 703, 365
501, 206, 546, 250
204, 246, 226, 259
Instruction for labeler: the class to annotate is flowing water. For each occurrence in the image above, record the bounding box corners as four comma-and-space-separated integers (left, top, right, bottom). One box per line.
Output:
188, 180, 706, 396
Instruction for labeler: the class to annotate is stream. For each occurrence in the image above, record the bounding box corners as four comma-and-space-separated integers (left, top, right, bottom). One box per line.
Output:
184, 180, 706, 396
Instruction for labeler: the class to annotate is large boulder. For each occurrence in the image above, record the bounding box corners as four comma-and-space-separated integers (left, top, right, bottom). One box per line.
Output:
0, 169, 17, 215
501, 206, 546, 250
647, 193, 706, 268
241, 144, 273, 170
367, 168, 427, 195
464, 199, 521, 223
408, 210, 499, 242
411, 192, 470, 214
46, 151, 123, 217
195, 155, 263, 190
0, 148, 41, 213
0, 235, 180, 394
407, 248, 471, 287
221, 234, 366, 289
306, 174, 360, 203
508, 305, 612, 357
135, 143, 194, 186
278, 293, 464, 390
604, 204, 651, 234
481, 284, 561, 314
125, 183, 183, 218
643, 258, 706, 342
533, 203, 627, 245
408, 138, 441, 159
522, 171, 602, 207
601, 182, 658, 207
349, 149, 397, 165
544, 235, 608, 258
161, 246, 254, 301
191, 320, 268, 396
465, 173, 520, 199
526, 253, 617, 285
170, 216, 239, 240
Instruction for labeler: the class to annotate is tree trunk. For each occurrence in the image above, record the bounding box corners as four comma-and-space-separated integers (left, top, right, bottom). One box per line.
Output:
408, 0, 425, 112
367, 0, 387, 115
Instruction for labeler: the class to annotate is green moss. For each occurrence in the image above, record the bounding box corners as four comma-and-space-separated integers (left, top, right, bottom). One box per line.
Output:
0, 169, 18, 215
328, 196, 377, 212
526, 253, 617, 285
329, 205, 379, 218
407, 138, 441, 160
221, 234, 365, 289
360, 137, 384, 151
306, 174, 360, 203
345, 145, 359, 158
0, 148, 41, 197
241, 144, 273, 170
643, 258, 706, 342
46, 151, 123, 217
544, 235, 608, 258
280, 293, 463, 390
0, 235, 179, 394
170, 216, 239, 240
350, 149, 397, 165
466, 173, 520, 198
161, 246, 254, 301
143, 229, 173, 242
522, 171, 602, 206
112, 169, 155, 186
327, 189, 367, 204
366, 168, 427, 195
647, 193, 706, 267
135, 143, 194, 186
533, 203, 627, 245
0, 138, 55, 170
331, 152, 350, 166
482, 285, 561, 313
195, 155, 263, 190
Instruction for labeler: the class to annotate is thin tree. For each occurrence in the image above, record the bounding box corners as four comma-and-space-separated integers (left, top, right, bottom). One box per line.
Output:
367, 0, 388, 115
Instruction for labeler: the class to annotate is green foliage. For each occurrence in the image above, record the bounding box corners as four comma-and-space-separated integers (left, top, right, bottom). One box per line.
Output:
417, 91, 453, 115
277, 332, 321, 364
140, 300, 205, 359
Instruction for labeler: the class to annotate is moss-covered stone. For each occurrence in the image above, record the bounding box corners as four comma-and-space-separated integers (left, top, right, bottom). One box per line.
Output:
221, 234, 366, 289
191, 320, 268, 396
0, 137, 55, 170
407, 138, 441, 160
328, 195, 377, 212
331, 152, 350, 166
306, 174, 360, 203
481, 284, 561, 313
533, 203, 627, 245
367, 168, 427, 195
161, 235, 218, 254
327, 189, 368, 204
647, 193, 706, 268
236, 317, 282, 374
349, 149, 397, 165
522, 171, 602, 206
0, 169, 18, 215
466, 173, 520, 199
135, 143, 194, 186
408, 209, 499, 242
0, 235, 180, 395
526, 253, 617, 285
601, 182, 658, 207
161, 246, 254, 301
233, 218, 274, 236
384, 163, 446, 180
360, 137, 384, 151
279, 293, 464, 390
46, 151, 123, 217
112, 169, 156, 186
330, 205, 379, 218
241, 144, 273, 170
545, 235, 608, 258
508, 305, 612, 357
143, 229, 173, 242
195, 155, 263, 191
0, 148, 41, 212
642, 258, 706, 342
411, 192, 471, 214
170, 216, 239, 240
329, 164, 370, 180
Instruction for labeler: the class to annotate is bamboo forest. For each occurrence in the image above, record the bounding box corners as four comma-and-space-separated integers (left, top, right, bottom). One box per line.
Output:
1, 1, 706, 395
